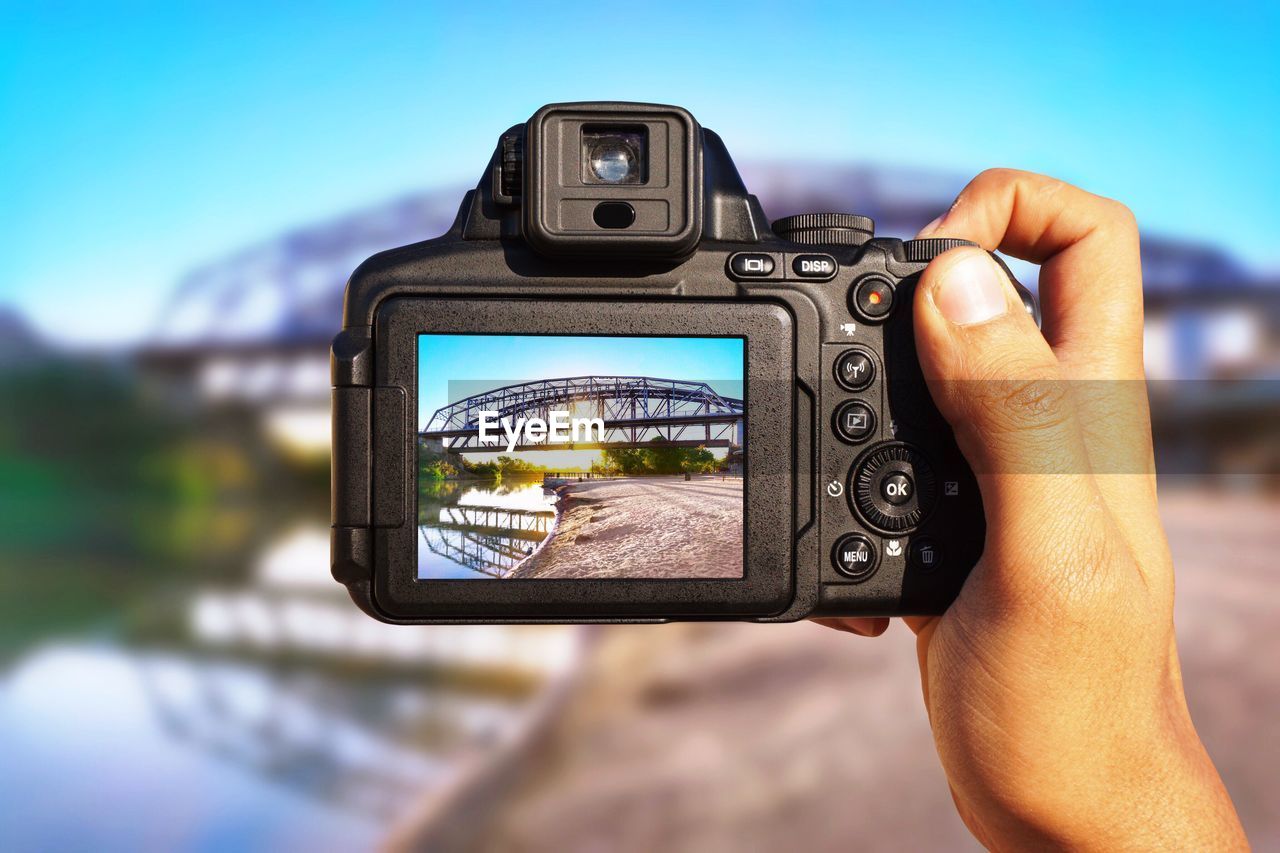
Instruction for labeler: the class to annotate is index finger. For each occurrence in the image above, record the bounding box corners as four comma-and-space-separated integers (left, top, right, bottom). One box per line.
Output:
919, 168, 1144, 381
919, 169, 1161, 561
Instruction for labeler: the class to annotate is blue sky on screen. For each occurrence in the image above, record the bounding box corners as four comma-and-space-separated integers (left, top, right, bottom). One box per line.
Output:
2, 2, 1277, 345
417, 335, 745, 430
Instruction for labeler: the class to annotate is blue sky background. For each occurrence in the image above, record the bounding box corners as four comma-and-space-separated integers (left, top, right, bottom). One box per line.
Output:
2, 2, 1277, 345
418, 335, 744, 430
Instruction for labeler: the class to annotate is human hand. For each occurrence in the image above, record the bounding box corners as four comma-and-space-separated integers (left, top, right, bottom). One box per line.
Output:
819, 170, 1247, 850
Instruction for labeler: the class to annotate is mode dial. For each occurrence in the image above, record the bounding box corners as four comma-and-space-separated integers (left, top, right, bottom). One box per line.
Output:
772, 213, 874, 246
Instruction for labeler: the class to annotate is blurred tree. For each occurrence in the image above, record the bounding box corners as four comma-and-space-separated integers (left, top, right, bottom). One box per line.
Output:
0, 359, 200, 653
681, 446, 717, 474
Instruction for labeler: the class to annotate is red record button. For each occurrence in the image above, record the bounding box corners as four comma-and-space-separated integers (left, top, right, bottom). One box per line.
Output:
851, 276, 894, 321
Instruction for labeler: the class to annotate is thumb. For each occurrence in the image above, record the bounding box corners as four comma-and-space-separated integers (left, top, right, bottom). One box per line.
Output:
912, 248, 1094, 534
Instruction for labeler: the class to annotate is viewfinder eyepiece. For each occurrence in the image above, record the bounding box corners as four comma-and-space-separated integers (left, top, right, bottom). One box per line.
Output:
523, 102, 702, 258
582, 127, 647, 185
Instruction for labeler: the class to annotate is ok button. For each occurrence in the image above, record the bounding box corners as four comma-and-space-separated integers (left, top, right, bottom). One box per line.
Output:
880, 472, 914, 505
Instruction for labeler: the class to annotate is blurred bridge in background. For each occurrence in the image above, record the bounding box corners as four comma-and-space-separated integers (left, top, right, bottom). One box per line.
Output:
128, 164, 1279, 477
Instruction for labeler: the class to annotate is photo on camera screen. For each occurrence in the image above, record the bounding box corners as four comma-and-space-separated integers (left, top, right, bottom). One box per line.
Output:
417, 334, 745, 580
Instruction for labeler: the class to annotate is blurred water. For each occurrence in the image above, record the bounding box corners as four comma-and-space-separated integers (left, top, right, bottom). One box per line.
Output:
0, 644, 381, 850
0, 511, 581, 850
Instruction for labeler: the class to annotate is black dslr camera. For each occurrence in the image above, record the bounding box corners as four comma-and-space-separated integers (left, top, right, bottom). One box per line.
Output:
331, 102, 1036, 623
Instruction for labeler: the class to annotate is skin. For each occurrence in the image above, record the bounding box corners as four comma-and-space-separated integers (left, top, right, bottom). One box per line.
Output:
816, 170, 1248, 850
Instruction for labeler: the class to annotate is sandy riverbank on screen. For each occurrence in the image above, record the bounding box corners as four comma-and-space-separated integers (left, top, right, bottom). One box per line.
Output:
509, 476, 743, 579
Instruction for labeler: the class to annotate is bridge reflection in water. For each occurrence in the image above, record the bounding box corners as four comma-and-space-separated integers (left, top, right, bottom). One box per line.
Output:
0, 521, 585, 850
132, 526, 583, 830
419, 481, 559, 579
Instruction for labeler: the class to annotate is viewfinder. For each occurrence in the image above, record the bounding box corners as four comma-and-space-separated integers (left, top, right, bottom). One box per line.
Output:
524, 102, 701, 258
581, 126, 647, 185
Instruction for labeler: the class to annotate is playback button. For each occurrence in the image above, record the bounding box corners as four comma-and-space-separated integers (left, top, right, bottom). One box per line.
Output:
832, 534, 878, 581
833, 400, 876, 444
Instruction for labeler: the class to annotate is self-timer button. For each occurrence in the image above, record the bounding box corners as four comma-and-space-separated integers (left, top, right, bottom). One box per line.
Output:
851, 276, 894, 321
832, 534, 878, 581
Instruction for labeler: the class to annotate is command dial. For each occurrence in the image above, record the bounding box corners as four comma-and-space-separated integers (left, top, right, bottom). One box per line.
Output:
848, 442, 938, 534
772, 213, 874, 246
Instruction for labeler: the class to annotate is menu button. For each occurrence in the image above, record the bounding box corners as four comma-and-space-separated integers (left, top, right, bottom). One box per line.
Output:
832, 534, 878, 580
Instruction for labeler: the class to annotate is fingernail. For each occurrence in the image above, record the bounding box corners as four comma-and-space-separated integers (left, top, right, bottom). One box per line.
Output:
916, 214, 945, 237
933, 251, 1008, 326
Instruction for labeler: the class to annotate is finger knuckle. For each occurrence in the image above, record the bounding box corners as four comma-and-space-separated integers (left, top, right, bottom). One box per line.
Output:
951, 366, 1077, 473
1101, 196, 1138, 230
969, 364, 1073, 434
1105, 195, 1136, 225
968, 167, 1023, 197
997, 376, 1074, 428
976, 166, 1022, 184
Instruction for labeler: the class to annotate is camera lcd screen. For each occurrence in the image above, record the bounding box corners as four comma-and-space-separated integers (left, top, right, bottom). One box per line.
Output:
417, 334, 746, 581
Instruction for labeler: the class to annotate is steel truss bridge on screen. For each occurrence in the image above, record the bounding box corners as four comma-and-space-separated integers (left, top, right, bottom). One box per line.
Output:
421, 376, 744, 452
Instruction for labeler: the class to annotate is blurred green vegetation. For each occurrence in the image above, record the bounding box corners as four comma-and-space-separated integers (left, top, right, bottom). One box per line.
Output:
0, 360, 324, 657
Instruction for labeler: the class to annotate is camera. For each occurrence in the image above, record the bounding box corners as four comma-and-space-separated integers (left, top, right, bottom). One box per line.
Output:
331, 102, 1037, 623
